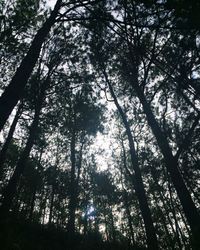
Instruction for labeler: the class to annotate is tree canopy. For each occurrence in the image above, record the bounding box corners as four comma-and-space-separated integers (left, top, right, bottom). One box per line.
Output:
0, 1, 199, 249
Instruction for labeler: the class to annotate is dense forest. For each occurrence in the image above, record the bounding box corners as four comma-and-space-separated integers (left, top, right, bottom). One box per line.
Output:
0, 0, 200, 249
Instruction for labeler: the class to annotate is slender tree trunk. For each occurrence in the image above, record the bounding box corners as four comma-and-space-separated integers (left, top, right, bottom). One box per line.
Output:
104, 71, 158, 250
109, 206, 116, 242
42, 190, 48, 225
0, 102, 22, 175
67, 128, 77, 235
29, 187, 36, 221
150, 168, 178, 239
0, 108, 40, 216
83, 211, 88, 235
152, 191, 175, 249
0, 0, 62, 131
29, 149, 43, 221
132, 81, 200, 246
167, 175, 186, 249
151, 165, 190, 248
103, 209, 109, 241
120, 144, 136, 245
48, 185, 55, 224
123, 191, 136, 245
0, 78, 47, 216
68, 134, 83, 236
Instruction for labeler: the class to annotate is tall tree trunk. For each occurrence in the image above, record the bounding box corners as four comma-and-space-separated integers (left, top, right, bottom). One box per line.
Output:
109, 206, 116, 242
68, 134, 83, 236
120, 143, 136, 245
0, 102, 22, 175
167, 174, 186, 249
48, 185, 55, 224
29, 187, 37, 221
42, 190, 49, 225
150, 168, 181, 248
0, 78, 47, 216
132, 81, 200, 247
0, 108, 40, 216
123, 191, 136, 245
0, 0, 62, 131
83, 204, 88, 236
103, 209, 109, 241
104, 71, 159, 250
67, 128, 77, 236
29, 149, 43, 221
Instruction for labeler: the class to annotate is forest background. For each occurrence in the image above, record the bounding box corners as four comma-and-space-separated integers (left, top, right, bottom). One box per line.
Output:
0, 0, 200, 249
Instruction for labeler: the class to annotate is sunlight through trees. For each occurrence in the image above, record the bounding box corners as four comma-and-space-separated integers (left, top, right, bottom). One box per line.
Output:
0, 0, 200, 249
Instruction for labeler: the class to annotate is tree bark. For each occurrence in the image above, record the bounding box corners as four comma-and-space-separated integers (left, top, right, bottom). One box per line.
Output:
0, 0, 62, 131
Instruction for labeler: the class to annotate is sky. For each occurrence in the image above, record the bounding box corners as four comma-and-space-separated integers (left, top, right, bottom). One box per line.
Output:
46, 0, 57, 9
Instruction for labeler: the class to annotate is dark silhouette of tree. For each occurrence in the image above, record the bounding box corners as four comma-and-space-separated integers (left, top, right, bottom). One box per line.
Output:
0, 1, 199, 249
0, 0, 62, 131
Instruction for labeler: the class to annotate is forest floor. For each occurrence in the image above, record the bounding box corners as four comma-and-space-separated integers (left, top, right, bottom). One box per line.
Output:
0, 215, 145, 250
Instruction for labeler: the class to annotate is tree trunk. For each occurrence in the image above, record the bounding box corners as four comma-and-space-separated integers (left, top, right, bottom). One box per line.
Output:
48, 185, 55, 224
0, 78, 47, 216
152, 190, 175, 249
123, 191, 136, 245
68, 132, 83, 236
167, 174, 186, 249
67, 128, 77, 235
109, 206, 116, 242
104, 71, 159, 250
132, 81, 200, 247
0, 102, 22, 175
29, 187, 37, 221
29, 149, 43, 221
0, 0, 62, 131
120, 144, 136, 245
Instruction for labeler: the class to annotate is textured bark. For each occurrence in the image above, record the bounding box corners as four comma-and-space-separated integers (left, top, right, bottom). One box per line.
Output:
104, 71, 159, 250
0, 0, 62, 131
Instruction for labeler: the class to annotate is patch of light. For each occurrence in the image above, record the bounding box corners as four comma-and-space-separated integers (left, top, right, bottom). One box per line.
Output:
196, 34, 200, 49
82, 205, 95, 220
93, 130, 115, 171
46, 0, 57, 9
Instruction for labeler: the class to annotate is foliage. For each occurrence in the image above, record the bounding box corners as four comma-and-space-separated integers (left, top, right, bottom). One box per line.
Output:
0, 0, 199, 249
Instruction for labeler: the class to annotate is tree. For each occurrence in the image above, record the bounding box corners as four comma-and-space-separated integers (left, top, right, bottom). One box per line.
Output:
0, 0, 62, 131
0, 1, 199, 249
88, 15, 158, 248
87, 0, 200, 246
57, 85, 104, 236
